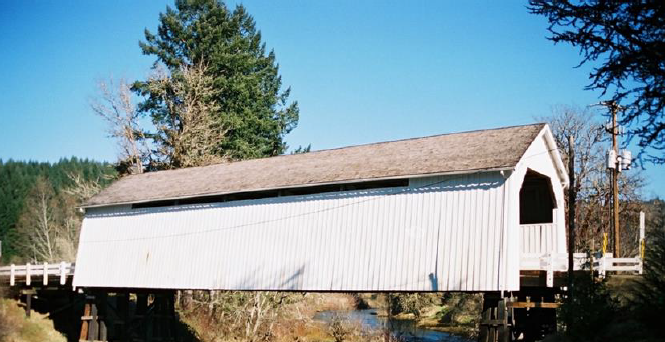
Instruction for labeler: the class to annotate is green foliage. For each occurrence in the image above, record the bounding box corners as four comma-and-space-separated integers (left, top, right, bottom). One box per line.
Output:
291, 144, 312, 154
645, 198, 665, 233
438, 293, 481, 327
134, 0, 299, 166
528, 1, 665, 163
558, 276, 619, 342
388, 293, 436, 318
631, 228, 665, 339
554, 202, 665, 342
0, 158, 116, 262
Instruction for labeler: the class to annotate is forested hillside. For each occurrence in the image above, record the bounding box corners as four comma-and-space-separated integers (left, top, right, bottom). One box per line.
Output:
0, 158, 116, 263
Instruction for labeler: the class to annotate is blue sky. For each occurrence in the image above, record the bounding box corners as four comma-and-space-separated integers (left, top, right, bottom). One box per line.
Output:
0, 1, 663, 198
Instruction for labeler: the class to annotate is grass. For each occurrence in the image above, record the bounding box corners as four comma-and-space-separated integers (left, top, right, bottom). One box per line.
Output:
0, 298, 66, 342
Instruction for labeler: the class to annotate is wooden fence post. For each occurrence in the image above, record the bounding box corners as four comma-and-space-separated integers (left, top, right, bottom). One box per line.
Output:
26, 263, 31, 286
24, 290, 32, 318
10, 264, 15, 286
59, 262, 67, 285
43, 262, 48, 286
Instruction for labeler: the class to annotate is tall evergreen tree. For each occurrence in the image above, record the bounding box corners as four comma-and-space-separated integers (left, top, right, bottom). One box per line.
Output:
134, 0, 299, 166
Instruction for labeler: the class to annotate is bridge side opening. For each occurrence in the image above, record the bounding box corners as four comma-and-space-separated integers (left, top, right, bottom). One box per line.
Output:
519, 170, 557, 254
132, 178, 409, 209
520, 170, 556, 224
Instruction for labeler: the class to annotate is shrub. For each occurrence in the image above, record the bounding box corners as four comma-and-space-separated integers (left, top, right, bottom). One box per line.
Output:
558, 276, 618, 342
388, 293, 436, 318
557, 228, 665, 342
630, 229, 665, 340
177, 290, 310, 341
328, 314, 349, 342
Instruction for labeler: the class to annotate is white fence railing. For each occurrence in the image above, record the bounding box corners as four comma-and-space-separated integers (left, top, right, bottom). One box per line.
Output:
1, 255, 643, 289
0, 262, 75, 286
521, 252, 643, 287
521, 223, 558, 254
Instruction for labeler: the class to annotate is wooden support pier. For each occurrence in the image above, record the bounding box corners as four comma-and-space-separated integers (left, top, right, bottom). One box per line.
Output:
478, 294, 512, 342
479, 288, 560, 342
77, 290, 178, 342
79, 294, 107, 342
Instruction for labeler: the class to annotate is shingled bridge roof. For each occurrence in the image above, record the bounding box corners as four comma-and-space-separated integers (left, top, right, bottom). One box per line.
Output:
85, 123, 546, 207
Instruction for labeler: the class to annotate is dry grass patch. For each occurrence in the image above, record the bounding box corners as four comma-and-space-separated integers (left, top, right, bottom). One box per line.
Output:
0, 298, 66, 342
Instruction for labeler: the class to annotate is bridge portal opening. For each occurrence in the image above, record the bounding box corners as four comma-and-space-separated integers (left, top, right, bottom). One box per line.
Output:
519, 170, 556, 224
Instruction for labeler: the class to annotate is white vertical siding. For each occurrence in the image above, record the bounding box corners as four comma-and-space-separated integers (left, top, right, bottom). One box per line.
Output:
520, 223, 557, 254
512, 128, 569, 284
518, 134, 567, 252
74, 172, 509, 292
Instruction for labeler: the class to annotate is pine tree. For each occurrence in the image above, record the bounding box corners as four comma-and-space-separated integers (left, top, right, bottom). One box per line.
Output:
134, 0, 299, 167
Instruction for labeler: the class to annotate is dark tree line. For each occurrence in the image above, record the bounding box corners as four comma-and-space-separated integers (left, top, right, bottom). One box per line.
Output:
0, 158, 116, 262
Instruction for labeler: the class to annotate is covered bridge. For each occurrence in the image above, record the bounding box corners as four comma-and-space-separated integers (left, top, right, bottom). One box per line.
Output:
73, 123, 568, 293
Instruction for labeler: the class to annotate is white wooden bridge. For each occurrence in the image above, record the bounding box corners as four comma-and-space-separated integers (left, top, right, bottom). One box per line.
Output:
0, 124, 649, 342
0, 253, 643, 342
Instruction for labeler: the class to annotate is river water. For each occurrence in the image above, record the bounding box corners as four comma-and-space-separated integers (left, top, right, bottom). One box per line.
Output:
313, 309, 473, 342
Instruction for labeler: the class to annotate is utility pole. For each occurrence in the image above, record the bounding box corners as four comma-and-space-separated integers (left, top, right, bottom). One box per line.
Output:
595, 100, 630, 258
610, 102, 620, 257
592, 100, 632, 258
568, 136, 575, 296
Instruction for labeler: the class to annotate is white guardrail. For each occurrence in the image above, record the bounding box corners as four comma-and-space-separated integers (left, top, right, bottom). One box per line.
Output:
0, 262, 75, 286
1, 255, 642, 289
521, 252, 643, 287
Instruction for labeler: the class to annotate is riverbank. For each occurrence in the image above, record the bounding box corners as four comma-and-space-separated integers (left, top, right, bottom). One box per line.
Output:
176, 292, 480, 341
314, 308, 473, 342
177, 292, 361, 341
356, 293, 481, 340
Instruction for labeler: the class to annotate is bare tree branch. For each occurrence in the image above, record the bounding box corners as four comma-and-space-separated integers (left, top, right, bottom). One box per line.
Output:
144, 61, 230, 169
539, 105, 646, 254
90, 77, 148, 174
